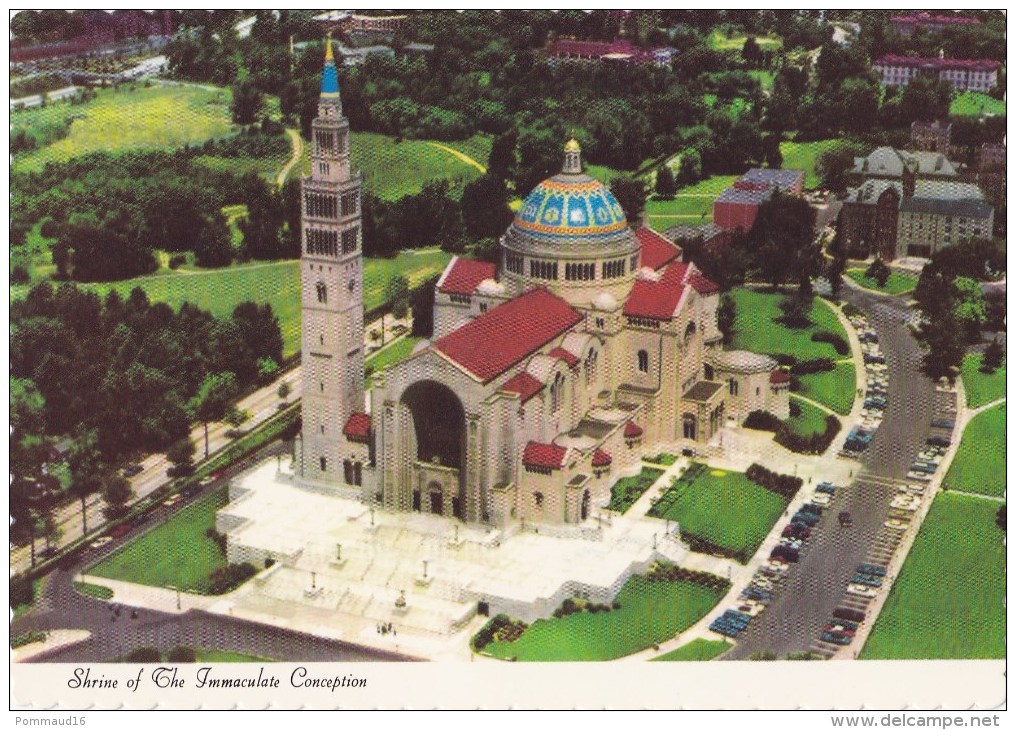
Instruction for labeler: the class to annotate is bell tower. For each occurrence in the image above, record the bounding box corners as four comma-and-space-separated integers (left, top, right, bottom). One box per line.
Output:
300, 36, 365, 483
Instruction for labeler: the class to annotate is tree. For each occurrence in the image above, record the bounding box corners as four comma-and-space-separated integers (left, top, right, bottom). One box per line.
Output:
762, 134, 783, 169
67, 428, 103, 537
194, 216, 233, 268
996, 505, 1006, 531
654, 165, 677, 200
717, 294, 736, 345
981, 338, 1004, 374
487, 130, 517, 181
741, 36, 763, 67
102, 474, 133, 519
953, 277, 987, 343
166, 437, 196, 475
167, 646, 197, 663
816, 142, 866, 193
866, 258, 891, 288
610, 176, 648, 226
984, 290, 1006, 332
676, 148, 702, 187
749, 191, 820, 294
278, 381, 292, 404
257, 357, 280, 384
460, 174, 513, 239
386, 274, 410, 319
410, 276, 439, 338
190, 371, 239, 458
231, 77, 263, 125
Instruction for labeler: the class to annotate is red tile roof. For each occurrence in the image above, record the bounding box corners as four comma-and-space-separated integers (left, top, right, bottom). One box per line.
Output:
523, 441, 568, 470
624, 421, 643, 439
438, 257, 497, 295
434, 288, 583, 383
548, 347, 579, 369
689, 273, 720, 295
343, 413, 372, 442
592, 448, 612, 467
769, 370, 791, 384
623, 261, 689, 320
635, 227, 681, 271
498, 371, 545, 403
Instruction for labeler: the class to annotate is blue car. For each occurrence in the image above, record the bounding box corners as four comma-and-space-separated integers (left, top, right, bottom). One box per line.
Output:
821, 631, 853, 646
801, 503, 823, 515
816, 483, 837, 495
794, 511, 820, 526
857, 563, 887, 577
851, 573, 883, 588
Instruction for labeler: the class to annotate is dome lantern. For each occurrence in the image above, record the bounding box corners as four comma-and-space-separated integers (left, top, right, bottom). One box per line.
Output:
563, 138, 582, 174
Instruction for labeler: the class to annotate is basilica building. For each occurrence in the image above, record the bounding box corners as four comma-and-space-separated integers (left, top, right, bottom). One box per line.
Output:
297, 41, 789, 527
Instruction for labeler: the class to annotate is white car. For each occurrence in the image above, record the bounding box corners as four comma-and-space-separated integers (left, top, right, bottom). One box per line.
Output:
847, 583, 879, 598
90, 536, 113, 549
765, 560, 790, 574
811, 493, 832, 506
884, 518, 909, 531
906, 471, 932, 482
163, 494, 182, 507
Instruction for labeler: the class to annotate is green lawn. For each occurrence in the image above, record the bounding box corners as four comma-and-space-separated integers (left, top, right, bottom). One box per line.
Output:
860, 492, 1005, 659
607, 466, 665, 513
646, 453, 679, 467
779, 139, 834, 189
12, 84, 234, 174
649, 466, 789, 561
706, 30, 782, 52
944, 403, 1005, 498
645, 195, 714, 228
729, 289, 851, 360
796, 361, 856, 415
74, 582, 114, 600
950, 91, 1006, 118
350, 132, 488, 201
194, 648, 275, 663
846, 269, 917, 295
747, 70, 775, 92
586, 164, 625, 186
785, 397, 831, 438
12, 251, 452, 357
960, 352, 1006, 409
365, 336, 422, 383
652, 638, 732, 662
486, 574, 724, 661
87, 488, 230, 594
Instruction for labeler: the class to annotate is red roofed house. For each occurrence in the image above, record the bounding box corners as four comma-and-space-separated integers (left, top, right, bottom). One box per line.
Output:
296, 59, 788, 530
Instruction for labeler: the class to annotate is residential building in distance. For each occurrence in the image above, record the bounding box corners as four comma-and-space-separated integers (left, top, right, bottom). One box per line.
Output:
872, 55, 999, 92
712, 168, 805, 233
911, 120, 952, 154
545, 37, 677, 67
840, 147, 993, 260
890, 12, 981, 37
979, 143, 1006, 172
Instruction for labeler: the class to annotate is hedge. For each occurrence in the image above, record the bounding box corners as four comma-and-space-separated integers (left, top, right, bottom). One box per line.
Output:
746, 463, 803, 499
811, 330, 849, 356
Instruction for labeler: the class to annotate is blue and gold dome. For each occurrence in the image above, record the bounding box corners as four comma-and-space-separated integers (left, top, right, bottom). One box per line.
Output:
510, 140, 628, 242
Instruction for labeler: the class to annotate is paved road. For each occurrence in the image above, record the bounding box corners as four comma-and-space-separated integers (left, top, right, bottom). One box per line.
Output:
725, 286, 936, 659
13, 442, 410, 664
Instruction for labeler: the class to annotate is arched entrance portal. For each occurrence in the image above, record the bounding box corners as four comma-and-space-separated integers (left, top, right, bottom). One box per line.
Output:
400, 380, 467, 520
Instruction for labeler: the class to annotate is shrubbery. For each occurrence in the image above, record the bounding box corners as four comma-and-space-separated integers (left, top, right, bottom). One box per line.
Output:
646, 562, 731, 591
789, 358, 835, 375
746, 463, 803, 498
471, 614, 528, 651
208, 562, 257, 595
811, 330, 849, 356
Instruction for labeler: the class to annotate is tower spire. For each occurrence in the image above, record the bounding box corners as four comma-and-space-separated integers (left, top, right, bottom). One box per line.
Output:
320, 34, 340, 101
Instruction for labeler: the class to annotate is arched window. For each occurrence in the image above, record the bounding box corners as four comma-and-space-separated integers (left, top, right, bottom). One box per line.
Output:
343, 459, 353, 485
728, 378, 739, 396
704, 364, 715, 381
353, 461, 362, 486
551, 372, 564, 412
316, 282, 328, 304
684, 321, 697, 346
320, 456, 327, 472
637, 349, 649, 373
683, 414, 697, 440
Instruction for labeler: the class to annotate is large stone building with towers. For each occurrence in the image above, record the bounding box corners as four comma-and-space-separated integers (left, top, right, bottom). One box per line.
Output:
296, 40, 788, 527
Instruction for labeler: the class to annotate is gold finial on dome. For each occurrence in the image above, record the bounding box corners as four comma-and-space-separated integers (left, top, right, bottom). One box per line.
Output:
562, 137, 582, 174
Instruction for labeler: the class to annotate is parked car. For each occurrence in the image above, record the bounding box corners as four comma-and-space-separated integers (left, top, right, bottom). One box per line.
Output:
851, 573, 883, 588
110, 524, 131, 539
224, 429, 247, 439
884, 518, 909, 531
820, 631, 853, 646
816, 482, 837, 495
846, 583, 878, 598
122, 464, 144, 478
811, 493, 832, 507
838, 511, 853, 527
833, 607, 866, 624
90, 536, 113, 549
857, 563, 887, 577
163, 494, 182, 507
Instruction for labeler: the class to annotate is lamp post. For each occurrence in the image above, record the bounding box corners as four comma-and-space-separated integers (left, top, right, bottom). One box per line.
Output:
422, 560, 428, 579
336, 543, 342, 561
311, 571, 317, 590
370, 508, 375, 526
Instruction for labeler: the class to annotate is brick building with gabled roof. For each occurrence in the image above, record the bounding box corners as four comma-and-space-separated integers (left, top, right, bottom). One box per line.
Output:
297, 55, 787, 528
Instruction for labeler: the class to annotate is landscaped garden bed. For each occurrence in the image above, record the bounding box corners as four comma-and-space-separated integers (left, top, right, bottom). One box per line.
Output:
606, 466, 664, 513
482, 565, 727, 661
